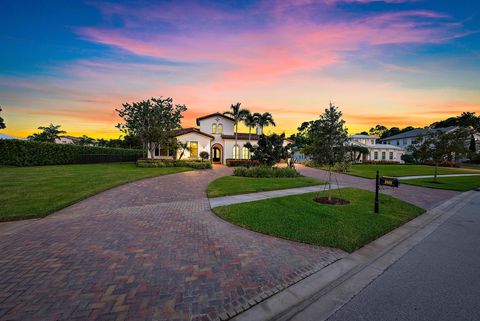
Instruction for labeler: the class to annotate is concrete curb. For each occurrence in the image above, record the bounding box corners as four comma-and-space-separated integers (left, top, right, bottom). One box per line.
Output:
232, 191, 476, 321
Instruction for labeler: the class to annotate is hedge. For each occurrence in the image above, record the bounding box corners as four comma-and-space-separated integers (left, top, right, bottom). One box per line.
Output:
225, 159, 260, 167
136, 159, 212, 169
233, 166, 300, 178
0, 139, 143, 166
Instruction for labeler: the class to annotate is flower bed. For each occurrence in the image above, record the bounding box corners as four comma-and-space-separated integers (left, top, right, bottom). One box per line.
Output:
233, 166, 300, 178
136, 159, 212, 169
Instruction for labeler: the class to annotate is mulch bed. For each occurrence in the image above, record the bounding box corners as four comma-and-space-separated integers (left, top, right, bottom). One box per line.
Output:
314, 197, 350, 205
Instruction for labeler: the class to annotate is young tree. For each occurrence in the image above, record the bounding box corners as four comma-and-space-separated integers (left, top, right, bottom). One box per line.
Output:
245, 133, 289, 166
0, 105, 5, 129
407, 128, 470, 182
305, 102, 349, 200
28, 124, 66, 142
116, 97, 187, 159
224, 102, 250, 159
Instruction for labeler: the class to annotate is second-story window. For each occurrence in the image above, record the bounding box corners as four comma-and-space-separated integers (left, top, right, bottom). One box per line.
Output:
212, 124, 217, 134
218, 124, 223, 134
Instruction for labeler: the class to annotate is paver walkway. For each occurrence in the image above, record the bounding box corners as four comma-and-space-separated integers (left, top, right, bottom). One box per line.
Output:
0, 166, 344, 321
297, 165, 460, 209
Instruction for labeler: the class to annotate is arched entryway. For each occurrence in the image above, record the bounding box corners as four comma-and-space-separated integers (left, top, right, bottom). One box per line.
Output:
211, 143, 223, 164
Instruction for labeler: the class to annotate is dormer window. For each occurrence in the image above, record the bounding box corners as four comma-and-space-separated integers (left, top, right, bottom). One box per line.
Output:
212, 124, 217, 134
218, 124, 223, 134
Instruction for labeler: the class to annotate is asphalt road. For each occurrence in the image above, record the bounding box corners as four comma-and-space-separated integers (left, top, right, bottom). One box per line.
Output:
328, 191, 480, 321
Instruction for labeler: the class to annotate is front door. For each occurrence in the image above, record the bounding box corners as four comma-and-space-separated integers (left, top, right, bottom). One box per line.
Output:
212, 146, 222, 163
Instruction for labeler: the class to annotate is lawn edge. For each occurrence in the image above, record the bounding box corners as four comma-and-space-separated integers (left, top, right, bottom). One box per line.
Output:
211, 187, 425, 252
1, 166, 194, 222
232, 190, 475, 321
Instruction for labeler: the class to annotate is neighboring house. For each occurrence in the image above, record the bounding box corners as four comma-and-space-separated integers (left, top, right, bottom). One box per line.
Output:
55, 136, 80, 144
0, 133, 23, 140
349, 134, 405, 163
377, 126, 457, 150
149, 112, 289, 164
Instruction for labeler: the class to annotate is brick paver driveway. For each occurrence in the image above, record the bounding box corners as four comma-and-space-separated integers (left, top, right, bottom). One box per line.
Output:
0, 166, 344, 321
297, 165, 460, 210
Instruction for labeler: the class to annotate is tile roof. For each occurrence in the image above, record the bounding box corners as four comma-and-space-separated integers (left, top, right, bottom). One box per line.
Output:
173, 127, 214, 139
221, 133, 260, 140
378, 126, 457, 141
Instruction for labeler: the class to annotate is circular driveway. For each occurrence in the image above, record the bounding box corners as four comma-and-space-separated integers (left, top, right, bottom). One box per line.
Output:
0, 167, 344, 321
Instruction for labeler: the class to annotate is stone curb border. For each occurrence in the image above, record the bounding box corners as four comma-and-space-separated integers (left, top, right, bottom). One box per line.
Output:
231, 190, 476, 321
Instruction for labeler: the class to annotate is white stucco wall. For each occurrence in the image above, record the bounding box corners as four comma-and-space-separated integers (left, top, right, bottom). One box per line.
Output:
176, 132, 212, 160
198, 116, 234, 136
368, 147, 404, 163
223, 139, 254, 160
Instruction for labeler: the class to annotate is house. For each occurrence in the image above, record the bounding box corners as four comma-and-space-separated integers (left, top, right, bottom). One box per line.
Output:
149, 112, 289, 164
349, 134, 405, 163
0, 133, 23, 140
55, 136, 80, 144
377, 126, 457, 150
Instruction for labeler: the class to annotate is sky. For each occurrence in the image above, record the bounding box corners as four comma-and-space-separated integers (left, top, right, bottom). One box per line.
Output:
1, 0, 480, 138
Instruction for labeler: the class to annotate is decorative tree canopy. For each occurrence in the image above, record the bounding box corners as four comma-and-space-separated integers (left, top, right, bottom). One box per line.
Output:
28, 124, 66, 142
256, 112, 276, 134
245, 133, 289, 166
224, 102, 250, 159
116, 97, 187, 159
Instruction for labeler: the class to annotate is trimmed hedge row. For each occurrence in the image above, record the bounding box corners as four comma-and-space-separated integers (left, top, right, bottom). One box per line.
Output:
233, 166, 300, 178
0, 139, 142, 166
136, 159, 212, 169
225, 159, 260, 167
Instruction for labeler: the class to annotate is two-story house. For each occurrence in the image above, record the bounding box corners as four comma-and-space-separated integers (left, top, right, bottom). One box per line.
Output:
149, 112, 275, 164
377, 126, 457, 150
349, 134, 405, 163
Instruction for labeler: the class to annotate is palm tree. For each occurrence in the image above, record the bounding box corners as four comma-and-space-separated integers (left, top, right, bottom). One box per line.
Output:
177, 141, 190, 160
244, 111, 260, 142
257, 112, 276, 135
224, 102, 249, 159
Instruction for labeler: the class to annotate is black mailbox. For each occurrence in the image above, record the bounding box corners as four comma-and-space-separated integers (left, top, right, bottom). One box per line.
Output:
380, 176, 399, 188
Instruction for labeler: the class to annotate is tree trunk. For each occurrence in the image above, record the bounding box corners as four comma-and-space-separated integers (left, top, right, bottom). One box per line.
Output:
433, 162, 438, 183
148, 143, 156, 160
235, 121, 238, 159
248, 127, 251, 142
328, 166, 332, 201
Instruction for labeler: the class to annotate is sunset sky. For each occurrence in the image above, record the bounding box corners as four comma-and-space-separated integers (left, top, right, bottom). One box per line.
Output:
1, 0, 480, 138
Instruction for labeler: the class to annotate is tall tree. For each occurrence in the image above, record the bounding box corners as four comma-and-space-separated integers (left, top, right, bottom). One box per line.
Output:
244, 111, 260, 142
28, 124, 66, 142
256, 112, 276, 135
116, 97, 187, 159
369, 124, 388, 137
78, 135, 95, 146
407, 128, 470, 182
0, 105, 5, 130
224, 102, 249, 159
304, 102, 349, 200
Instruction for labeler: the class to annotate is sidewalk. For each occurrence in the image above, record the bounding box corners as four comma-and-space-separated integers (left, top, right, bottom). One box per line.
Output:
209, 184, 331, 208
397, 173, 480, 180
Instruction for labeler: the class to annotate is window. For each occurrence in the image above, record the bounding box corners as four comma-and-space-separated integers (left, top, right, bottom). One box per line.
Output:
396, 140, 399, 146
389, 152, 394, 160
242, 147, 250, 159
403, 138, 408, 145
218, 124, 223, 134
374, 151, 378, 160
233, 145, 240, 159
382, 151, 386, 160
154, 147, 160, 157
190, 141, 198, 157
212, 124, 217, 134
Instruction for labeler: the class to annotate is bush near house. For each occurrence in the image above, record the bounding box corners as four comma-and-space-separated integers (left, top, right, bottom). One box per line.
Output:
136, 159, 212, 169
0, 139, 142, 166
225, 159, 260, 167
233, 166, 300, 178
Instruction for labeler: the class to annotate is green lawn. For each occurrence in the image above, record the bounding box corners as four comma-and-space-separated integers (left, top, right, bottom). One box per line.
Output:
403, 176, 480, 191
0, 163, 191, 222
207, 176, 325, 198
213, 188, 424, 252
345, 164, 476, 179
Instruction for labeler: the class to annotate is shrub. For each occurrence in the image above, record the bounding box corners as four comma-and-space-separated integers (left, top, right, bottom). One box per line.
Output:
361, 160, 400, 165
423, 160, 460, 168
226, 159, 260, 167
0, 139, 142, 166
333, 162, 351, 173
233, 166, 300, 178
136, 159, 211, 169
199, 151, 209, 161
401, 154, 416, 164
